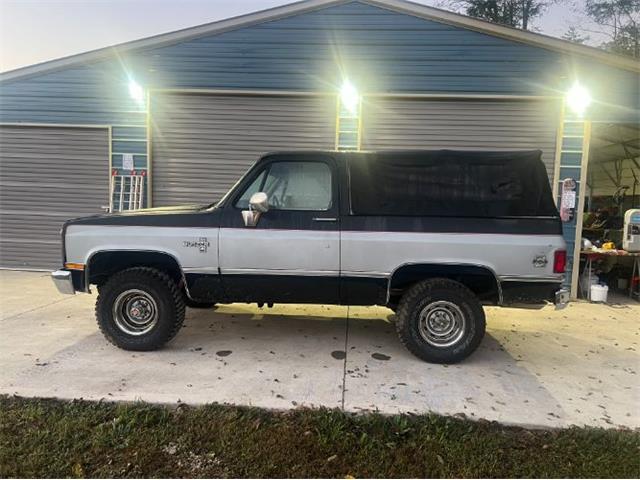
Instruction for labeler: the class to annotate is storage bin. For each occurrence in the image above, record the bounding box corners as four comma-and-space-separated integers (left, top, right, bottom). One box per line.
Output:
590, 284, 609, 303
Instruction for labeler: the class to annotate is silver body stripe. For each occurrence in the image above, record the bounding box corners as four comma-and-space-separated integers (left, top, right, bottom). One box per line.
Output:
66, 226, 565, 284
340, 231, 565, 280
218, 228, 339, 274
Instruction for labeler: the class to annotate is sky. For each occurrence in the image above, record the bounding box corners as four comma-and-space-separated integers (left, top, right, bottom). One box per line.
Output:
0, 0, 606, 74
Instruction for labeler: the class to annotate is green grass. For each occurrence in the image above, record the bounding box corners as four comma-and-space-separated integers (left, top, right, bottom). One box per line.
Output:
1, 396, 638, 478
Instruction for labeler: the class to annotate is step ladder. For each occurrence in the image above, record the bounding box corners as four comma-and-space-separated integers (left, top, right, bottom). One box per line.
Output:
110, 169, 146, 212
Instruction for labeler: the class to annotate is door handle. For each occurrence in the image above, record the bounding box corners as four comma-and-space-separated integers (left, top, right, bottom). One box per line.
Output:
312, 217, 338, 222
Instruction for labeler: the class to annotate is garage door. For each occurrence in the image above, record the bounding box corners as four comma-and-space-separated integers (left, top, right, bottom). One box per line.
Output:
150, 92, 337, 207
0, 125, 109, 269
361, 98, 560, 180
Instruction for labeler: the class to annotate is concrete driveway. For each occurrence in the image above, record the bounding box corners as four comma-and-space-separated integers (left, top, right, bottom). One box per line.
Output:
1, 270, 638, 429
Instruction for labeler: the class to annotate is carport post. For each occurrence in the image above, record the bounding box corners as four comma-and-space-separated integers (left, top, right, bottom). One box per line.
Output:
570, 121, 592, 299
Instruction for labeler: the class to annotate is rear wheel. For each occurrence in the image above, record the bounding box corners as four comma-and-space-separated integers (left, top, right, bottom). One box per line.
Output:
395, 278, 485, 363
96, 267, 185, 351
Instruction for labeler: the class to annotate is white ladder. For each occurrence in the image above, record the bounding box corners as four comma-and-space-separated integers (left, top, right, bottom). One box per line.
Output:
110, 170, 146, 212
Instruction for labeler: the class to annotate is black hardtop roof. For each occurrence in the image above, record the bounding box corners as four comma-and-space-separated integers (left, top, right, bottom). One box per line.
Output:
259, 149, 544, 165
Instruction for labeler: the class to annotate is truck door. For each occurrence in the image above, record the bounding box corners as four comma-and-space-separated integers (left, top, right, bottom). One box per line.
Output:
218, 153, 340, 303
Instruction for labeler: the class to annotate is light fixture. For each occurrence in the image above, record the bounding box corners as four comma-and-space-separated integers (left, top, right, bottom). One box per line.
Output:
128, 79, 144, 103
566, 82, 592, 116
340, 80, 360, 116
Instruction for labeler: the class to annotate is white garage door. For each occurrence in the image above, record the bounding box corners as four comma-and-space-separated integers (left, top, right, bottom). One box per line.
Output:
150, 92, 337, 207
0, 125, 109, 269
361, 97, 561, 180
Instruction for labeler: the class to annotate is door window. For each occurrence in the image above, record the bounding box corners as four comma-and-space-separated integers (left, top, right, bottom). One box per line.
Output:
235, 170, 266, 209
235, 161, 332, 211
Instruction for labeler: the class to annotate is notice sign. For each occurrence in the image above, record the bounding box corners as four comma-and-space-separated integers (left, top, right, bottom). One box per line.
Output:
122, 153, 134, 171
562, 190, 576, 209
560, 178, 577, 222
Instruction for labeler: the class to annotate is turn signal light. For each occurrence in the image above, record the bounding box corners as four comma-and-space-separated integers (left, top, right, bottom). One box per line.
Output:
64, 262, 85, 271
553, 250, 566, 274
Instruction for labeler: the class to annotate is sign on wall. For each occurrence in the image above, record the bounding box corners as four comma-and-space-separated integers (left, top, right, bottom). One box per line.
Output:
122, 153, 134, 171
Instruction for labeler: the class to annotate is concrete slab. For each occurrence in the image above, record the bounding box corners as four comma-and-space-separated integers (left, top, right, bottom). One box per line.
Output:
0, 271, 638, 429
0, 270, 347, 408
344, 304, 640, 428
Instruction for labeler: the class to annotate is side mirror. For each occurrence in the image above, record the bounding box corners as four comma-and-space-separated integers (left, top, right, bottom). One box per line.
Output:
249, 192, 269, 213
242, 192, 269, 227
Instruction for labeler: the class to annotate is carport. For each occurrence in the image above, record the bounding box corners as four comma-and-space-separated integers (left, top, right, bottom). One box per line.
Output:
573, 122, 640, 300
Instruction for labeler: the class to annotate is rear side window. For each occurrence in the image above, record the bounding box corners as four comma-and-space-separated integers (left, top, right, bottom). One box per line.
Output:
236, 161, 332, 211
348, 151, 558, 217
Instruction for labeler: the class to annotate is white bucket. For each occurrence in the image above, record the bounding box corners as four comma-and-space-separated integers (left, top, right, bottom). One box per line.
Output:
590, 284, 609, 303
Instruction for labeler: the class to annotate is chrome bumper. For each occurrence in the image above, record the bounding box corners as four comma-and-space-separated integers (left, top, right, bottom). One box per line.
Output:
555, 288, 569, 309
51, 270, 76, 295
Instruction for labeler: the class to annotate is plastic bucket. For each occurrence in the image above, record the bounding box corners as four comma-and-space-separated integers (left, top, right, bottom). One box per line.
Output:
590, 284, 609, 303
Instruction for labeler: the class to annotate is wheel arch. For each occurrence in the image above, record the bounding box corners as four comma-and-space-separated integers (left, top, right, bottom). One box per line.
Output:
86, 249, 186, 293
387, 262, 502, 305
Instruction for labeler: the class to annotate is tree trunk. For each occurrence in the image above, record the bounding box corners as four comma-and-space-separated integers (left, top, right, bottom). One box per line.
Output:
522, 0, 529, 30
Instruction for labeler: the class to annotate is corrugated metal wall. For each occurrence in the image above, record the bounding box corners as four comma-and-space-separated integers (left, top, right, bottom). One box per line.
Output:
0, 125, 109, 268
361, 97, 561, 180
150, 92, 337, 206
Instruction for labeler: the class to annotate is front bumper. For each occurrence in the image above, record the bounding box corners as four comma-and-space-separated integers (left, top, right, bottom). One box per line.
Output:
555, 288, 570, 309
51, 270, 76, 295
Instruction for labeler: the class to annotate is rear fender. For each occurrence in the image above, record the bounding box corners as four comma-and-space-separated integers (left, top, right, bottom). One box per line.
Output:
387, 262, 502, 305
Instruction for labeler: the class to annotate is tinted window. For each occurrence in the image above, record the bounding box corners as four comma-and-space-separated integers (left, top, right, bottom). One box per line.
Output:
236, 161, 332, 211
348, 151, 557, 217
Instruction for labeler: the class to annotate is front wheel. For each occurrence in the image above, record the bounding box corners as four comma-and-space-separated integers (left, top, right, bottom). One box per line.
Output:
96, 267, 185, 351
395, 278, 485, 364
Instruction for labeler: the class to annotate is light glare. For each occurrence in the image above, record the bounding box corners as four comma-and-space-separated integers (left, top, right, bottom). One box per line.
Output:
128, 80, 144, 102
340, 80, 359, 115
566, 82, 592, 116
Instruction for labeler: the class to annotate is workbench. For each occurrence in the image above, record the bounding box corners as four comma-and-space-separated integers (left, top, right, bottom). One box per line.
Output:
580, 250, 640, 300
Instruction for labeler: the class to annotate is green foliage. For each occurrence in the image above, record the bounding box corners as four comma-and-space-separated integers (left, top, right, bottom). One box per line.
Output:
1, 396, 639, 478
563, 26, 591, 44
455, 0, 553, 29
585, 0, 640, 57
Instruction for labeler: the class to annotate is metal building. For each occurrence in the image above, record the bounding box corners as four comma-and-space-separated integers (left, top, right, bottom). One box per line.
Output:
0, 0, 638, 298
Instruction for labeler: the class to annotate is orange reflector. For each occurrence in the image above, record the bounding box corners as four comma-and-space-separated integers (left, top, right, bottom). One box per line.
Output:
64, 262, 85, 271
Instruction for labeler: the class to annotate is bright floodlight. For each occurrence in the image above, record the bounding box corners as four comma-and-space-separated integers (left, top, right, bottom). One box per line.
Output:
566, 82, 592, 116
340, 80, 359, 115
128, 79, 144, 102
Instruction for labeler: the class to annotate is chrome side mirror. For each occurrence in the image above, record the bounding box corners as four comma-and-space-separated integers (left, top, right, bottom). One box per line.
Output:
242, 192, 269, 227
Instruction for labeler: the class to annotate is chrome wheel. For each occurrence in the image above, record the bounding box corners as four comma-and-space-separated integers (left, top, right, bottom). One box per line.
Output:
112, 289, 158, 336
418, 300, 466, 348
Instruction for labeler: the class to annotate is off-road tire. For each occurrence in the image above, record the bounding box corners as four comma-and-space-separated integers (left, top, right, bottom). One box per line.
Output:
184, 298, 216, 309
96, 267, 185, 351
395, 278, 485, 364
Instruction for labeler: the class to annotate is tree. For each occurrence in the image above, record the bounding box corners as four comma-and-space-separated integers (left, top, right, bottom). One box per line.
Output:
562, 26, 590, 44
584, 0, 640, 57
451, 0, 553, 30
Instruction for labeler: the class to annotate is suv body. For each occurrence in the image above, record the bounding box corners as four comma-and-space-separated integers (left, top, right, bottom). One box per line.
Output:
52, 150, 568, 363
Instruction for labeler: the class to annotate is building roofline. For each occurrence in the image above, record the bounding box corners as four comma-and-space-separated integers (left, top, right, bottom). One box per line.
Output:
1, 0, 638, 83
369, 0, 639, 72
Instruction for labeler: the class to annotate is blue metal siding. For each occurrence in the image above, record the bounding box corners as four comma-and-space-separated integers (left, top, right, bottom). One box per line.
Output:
139, 2, 562, 93
0, 1, 637, 142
